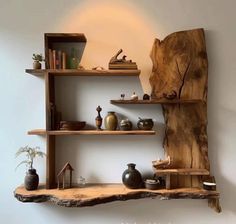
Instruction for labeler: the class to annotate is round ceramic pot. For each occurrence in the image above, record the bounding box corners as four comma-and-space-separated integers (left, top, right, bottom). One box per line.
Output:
122, 163, 143, 189
137, 118, 154, 130
104, 112, 118, 130
24, 169, 39, 191
120, 119, 132, 131
33, 61, 41, 69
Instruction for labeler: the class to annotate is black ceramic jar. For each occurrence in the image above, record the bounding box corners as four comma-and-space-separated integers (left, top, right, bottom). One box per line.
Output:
137, 118, 154, 130
24, 169, 39, 191
122, 163, 143, 189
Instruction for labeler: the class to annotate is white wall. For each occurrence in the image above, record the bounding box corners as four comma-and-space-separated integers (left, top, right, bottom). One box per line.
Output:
0, 0, 235, 223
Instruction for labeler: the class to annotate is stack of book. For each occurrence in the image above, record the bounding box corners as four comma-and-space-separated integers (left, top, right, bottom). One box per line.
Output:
48, 49, 67, 69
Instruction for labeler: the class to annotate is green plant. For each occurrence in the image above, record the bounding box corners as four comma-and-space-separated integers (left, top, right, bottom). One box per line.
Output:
15, 146, 46, 170
32, 53, 44, 62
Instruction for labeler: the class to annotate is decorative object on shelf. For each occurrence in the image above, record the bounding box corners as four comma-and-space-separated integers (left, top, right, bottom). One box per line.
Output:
69, 48, 79, 69
32, 53, 44, 69
77, 176, 86, 187
137, 117, 154, 130
163, 90, 177, 100
144, 179, 160, 190
143, 93, 150, 100
59, 121, 86, 130
15, 146, 46, 191
120, 119, 132, 131
104, 111, 118, 130
109, 49, 138, 70
131, 92, 138, 100
50, 103, 61, 130
57, 162, 74, 189
78, 64, 85, 70
95, 105, 103, 130
152, 156, 171, 169
120, 93, 125, 100
203, 182, 216, 191
92, 66, 105, 70
122, 163, 143, 189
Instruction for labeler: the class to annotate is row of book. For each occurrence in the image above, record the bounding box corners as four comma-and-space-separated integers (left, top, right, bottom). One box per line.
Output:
48, 49, 67, 69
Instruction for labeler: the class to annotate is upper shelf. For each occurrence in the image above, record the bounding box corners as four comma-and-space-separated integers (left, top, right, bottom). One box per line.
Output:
110, 99, 203, 104
28, 129, 156, 136
25, 69, 141, 77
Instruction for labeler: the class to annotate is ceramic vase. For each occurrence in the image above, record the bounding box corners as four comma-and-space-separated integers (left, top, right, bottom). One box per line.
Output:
122, 163, 143, 189
104, 112, 118, 130
24, 169, 39, 191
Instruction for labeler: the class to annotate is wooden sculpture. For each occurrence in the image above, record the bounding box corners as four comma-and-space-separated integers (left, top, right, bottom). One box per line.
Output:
109, 49, 137, 69
57, 162, 74, 189
150, 28, 221, 212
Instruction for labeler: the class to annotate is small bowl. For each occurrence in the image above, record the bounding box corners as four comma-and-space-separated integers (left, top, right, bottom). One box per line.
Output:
203, 182, 216, 191
60, 121, 86, 130
144, 179, 160, 190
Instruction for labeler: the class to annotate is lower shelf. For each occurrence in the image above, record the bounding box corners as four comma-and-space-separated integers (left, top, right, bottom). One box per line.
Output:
14, 184, 219, 207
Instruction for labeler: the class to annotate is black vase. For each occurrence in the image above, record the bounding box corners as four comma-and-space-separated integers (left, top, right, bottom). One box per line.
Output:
24, 169, 39, 191
122, 163, 143, 189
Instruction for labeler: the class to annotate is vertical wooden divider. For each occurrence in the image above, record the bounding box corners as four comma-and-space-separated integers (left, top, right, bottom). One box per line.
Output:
45, 72, 56, 189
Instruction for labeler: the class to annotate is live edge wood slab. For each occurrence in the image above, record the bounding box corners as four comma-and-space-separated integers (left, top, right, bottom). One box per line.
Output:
14, 184, 219, 208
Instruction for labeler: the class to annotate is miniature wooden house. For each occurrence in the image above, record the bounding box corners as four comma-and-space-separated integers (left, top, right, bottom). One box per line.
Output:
57, 162, 74, 189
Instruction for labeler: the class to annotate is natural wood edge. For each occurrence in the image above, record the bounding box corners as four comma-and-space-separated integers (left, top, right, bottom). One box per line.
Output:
154, 168, 210, 175
14, 185, 219, 208
25, 69, 141, 77
27, 129, 156, 136
110, 99, 204, 105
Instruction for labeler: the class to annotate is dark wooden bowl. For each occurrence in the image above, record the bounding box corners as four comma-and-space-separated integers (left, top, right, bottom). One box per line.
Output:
144, 180, 160, 190
60, 121, 86, 130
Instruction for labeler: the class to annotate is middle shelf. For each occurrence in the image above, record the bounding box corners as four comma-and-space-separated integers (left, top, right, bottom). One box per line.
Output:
28, 129, 156, 136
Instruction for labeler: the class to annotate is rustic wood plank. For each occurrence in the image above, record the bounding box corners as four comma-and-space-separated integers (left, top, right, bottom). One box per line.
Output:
154, 168, 209, 175
14, 184, 219, 207
149, 28, 210, 190
110, 99, 202, 104
28, 129, 156, 136
25, 69, 141, 76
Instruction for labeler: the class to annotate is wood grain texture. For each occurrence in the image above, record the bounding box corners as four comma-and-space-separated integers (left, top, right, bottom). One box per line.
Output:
154, 168, 209, 175
28, 129, 156, 136
14, 184, 219, 207
25, 69, 141, 77
149, 28, 220, 212
110, 99, 202, 104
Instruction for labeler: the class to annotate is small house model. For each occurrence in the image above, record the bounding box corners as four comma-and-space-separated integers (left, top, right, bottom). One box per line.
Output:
57, 162, 74, 189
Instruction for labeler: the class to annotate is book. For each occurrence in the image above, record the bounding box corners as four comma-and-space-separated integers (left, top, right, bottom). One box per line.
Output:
48, 49, 53, 69
52, 50, 56, 69
58, 51, 62, 69
62, 52, 66, 69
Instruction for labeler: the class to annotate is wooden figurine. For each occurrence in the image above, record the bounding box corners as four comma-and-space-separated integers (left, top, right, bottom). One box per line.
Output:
95, 106, 103, 130
152, 156, 171, 169
57, 162, 74, 189
109, 49, 137, 69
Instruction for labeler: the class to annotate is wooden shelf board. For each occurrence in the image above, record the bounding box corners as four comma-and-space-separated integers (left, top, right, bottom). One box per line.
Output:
25, 69, 141, 77
28, 129, 156, 136
110, 99, 203, 105
154, 168, 210, 175
14, 184, 219, 207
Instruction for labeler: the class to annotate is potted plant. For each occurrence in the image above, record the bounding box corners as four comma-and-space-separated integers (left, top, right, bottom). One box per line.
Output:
32, 53, 44, 69
15, 146, 46, 191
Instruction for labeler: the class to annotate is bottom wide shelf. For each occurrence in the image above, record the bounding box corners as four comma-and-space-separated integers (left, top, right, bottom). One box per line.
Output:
14, 184, 219, 207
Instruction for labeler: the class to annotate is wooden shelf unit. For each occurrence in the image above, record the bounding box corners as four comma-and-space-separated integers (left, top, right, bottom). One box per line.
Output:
14, 184, 219, 207
28, 129, 156, 136
15, 30, 221, 212
25, 69, 141, 77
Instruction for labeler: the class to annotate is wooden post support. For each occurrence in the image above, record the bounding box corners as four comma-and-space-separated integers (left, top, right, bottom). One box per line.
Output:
166, 174, 171, 190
